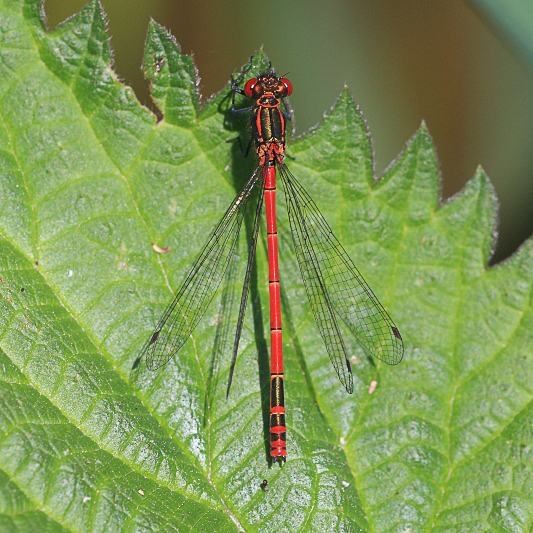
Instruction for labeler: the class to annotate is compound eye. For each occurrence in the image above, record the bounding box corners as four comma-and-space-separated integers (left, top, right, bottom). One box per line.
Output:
244, 78, 258, 98
280, 78, 292, 97
252, 83, 264, 98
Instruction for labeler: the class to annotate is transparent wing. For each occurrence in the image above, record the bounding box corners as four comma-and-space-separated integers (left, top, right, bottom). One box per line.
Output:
280, 165, 403, 392
140, 168, 262, 371
227, 183, 264, 397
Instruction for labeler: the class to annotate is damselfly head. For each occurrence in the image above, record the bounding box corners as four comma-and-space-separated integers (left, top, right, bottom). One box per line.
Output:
244, 73, 292, 99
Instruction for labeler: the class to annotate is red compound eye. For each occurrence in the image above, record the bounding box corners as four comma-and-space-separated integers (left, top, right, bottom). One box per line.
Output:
244, 78, 258, 98
280, 78, 292, 97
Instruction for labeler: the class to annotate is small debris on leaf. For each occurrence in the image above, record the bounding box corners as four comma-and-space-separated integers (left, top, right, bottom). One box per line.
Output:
152, 243, 170, 254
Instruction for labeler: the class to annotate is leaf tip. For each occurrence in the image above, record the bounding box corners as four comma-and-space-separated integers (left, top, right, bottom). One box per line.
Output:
87, 0, 108, 28
252, 48, 270, 68
469, 165, 497, 202
341, 84, 352, 98
409, 121, 437, 156
418, 119, 429, 133
473, 164, 491, 184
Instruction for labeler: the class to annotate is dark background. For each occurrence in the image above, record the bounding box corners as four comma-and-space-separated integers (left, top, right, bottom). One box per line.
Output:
44, 0, 533, 264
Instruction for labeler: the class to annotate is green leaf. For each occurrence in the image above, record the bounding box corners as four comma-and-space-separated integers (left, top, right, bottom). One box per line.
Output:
1, 1, 532, 532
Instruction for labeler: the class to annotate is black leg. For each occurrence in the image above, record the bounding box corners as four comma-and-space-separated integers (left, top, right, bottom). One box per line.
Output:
231, 56, 255, 112
227, 136, 253, 158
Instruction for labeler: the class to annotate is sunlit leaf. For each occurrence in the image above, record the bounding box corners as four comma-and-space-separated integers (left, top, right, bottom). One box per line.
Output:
1, 1, 532, 532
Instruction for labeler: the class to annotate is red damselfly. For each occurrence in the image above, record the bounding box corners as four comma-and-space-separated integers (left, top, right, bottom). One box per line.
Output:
139, 57, 404, 463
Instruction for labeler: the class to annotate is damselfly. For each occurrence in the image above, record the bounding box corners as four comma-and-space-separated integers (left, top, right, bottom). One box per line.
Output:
139, 57, 404, 463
